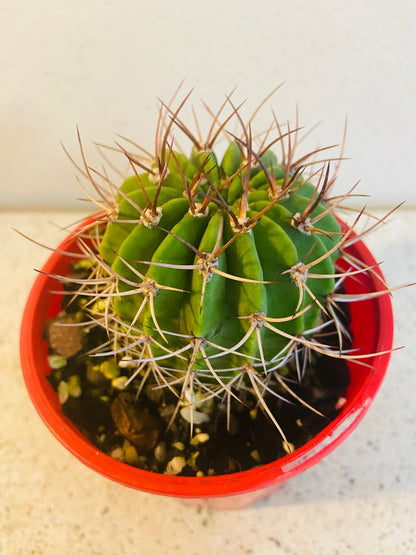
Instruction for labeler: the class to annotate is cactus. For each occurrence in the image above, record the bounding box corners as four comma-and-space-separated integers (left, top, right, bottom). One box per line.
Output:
99, 141, 341, 378
56, 89, 396, 448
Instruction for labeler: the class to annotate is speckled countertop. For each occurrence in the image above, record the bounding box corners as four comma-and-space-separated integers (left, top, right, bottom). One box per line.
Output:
1, 209, 415, 555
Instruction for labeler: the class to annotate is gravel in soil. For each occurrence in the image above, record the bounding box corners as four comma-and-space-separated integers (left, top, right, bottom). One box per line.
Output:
45, 268, 350, 478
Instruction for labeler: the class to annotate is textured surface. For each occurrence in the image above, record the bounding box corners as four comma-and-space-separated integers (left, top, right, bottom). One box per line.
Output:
94, 145, 341, 379
1, 209, 416, 554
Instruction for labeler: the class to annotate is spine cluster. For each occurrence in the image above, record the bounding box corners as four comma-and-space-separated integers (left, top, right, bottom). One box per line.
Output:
52, 89, 396, 442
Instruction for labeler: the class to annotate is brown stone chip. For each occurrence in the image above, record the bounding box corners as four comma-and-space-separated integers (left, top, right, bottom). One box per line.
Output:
45, 312, 84, 359
111, 393, 160, 452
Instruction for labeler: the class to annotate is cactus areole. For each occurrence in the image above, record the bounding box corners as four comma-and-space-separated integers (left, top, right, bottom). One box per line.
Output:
20, 91, 396, 495
99, 140, 342, 384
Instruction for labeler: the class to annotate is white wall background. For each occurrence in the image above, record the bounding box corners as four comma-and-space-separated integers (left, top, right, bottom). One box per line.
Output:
1, 0, 415, 209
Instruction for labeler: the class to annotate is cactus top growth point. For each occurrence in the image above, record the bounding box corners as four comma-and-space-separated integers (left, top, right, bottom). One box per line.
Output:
52, 88, 395, 448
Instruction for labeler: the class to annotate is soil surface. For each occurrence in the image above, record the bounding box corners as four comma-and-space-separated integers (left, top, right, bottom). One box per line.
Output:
45, 266, 350, 477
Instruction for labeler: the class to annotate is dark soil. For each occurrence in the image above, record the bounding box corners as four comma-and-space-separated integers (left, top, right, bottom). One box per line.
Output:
45, 266, 350, 477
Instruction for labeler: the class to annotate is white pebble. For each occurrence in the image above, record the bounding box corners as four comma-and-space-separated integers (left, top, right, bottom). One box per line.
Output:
57, 381, 69, 404
110, 447, 124, 461
118, 356, 136, 369
164, 456, 186, 476
180, 406, 210, 425
190, 433, 210, 446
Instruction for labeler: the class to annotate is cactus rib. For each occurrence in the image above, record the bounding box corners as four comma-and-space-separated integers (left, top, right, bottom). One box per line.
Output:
51, 89, 400, 444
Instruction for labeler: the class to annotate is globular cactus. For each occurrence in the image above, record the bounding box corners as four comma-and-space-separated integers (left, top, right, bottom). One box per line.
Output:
100, 142, 341, 376
67, 90, 369, 444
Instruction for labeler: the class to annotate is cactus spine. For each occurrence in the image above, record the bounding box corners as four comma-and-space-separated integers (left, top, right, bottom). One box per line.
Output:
67, 91, 367, 444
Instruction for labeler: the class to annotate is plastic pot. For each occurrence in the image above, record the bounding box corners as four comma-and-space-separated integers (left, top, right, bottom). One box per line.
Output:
20, 218, 393, 508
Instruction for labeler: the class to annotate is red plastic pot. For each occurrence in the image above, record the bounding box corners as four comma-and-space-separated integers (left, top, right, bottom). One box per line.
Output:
20, 218, 394, 508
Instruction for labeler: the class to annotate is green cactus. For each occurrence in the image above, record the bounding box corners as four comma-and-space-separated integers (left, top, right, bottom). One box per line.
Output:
69, 91, 362, 446
98, 141, 341, 378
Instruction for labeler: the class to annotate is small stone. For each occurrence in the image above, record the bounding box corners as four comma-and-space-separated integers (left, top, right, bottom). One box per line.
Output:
97, 434, 106, 445
183, 387, 213, 415
67, 375, 82, 398
164, 456, 186, 476
190, 433, 210, 446
110, 447, 124, 461
45, 313, 84, 359
123, 442, 140, 465
335, 397, 347, 410
250, 449, 261, 462
187, 451, 200, 469
111, 393, 160, 452
57, 381, 69, 404
154, 442, 167, 463
99, 359, 120, 380
180, 406, 210, 425
296, 418, 303, 427
112, 376, 128, 390
118, 356, 136, 369
196, 471, 204, 477
48, 354, 67, 369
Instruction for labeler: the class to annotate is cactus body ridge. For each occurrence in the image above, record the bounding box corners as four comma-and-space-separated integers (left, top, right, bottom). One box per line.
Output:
99, 139, 341, 382
65, 91, 365, 441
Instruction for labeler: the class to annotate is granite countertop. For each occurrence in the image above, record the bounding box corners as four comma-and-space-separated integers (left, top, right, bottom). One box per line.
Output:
1, 209, 415, 554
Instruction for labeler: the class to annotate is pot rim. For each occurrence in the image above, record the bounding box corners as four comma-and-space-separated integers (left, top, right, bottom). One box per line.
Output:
20, 217, 394, 498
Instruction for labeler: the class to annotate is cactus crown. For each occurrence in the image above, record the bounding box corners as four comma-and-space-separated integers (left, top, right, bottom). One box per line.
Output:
57, 88, 392, 446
